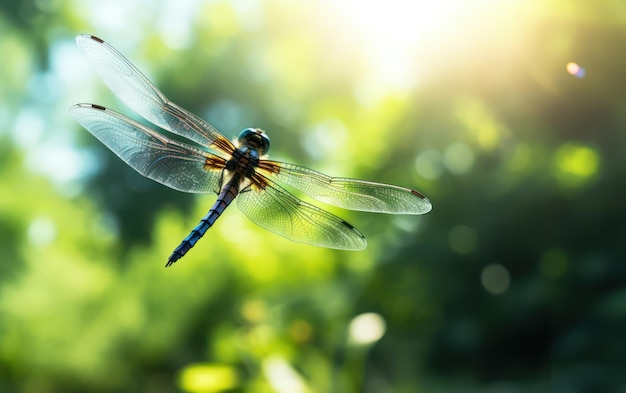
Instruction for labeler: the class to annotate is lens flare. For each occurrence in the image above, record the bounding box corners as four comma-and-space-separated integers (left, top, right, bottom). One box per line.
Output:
566, 62, 585, 78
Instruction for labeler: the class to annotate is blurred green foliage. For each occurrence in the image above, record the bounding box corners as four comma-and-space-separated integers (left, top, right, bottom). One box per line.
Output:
1, 1, 626, 392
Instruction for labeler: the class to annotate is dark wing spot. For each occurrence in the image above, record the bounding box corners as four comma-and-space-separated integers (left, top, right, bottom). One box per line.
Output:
411, 189, 427, 199
342, 220, 366, 239
90, 35, 105, 43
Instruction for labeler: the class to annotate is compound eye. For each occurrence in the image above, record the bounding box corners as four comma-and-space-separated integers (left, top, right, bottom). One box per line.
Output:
237, 128, 270, 155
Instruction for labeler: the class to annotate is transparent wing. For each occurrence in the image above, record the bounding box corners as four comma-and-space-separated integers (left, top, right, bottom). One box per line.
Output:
70, 103, 224, 194
258, 160, 432, 214
75, 34, 235, 156
236, 176, 366, 250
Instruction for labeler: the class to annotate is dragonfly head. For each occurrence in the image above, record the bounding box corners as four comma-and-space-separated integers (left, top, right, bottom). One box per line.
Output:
238, 128, 270, 155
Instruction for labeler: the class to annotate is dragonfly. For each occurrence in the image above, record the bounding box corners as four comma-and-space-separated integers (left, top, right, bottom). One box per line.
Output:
70, 34, 432, 267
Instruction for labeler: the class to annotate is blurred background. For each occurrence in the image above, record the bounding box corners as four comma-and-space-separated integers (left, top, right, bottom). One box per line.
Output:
1, 0, 625, 392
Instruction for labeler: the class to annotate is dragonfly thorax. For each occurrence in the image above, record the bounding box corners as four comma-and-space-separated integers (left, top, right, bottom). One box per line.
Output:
225, 146, 260, 180
238, 128, 270, 155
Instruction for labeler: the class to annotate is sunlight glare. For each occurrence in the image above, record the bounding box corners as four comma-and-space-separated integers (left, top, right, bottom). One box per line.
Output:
329, 0, 466, 93
158, 0, 199, 49
85, 0, 141, 37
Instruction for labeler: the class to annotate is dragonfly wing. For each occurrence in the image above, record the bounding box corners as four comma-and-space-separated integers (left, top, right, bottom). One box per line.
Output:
258, 161, 432, 214
75, 34, 235, 155
236, 176, 366, 250
70, 103, 224, 194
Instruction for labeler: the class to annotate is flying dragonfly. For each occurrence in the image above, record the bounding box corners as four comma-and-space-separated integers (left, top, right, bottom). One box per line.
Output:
70, 34, 432, 267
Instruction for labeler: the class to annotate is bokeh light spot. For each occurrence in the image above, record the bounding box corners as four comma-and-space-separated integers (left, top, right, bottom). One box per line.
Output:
448, 225, 478, 254
415, 150, 444, 179
27, 217, 56, 246
178, 363, 238, 393
444, 143, 475, 175
263, 356, 309, 393
553, 143, 599, 186
241, 299, 266, 323
348, 312, 386, 345
555, 143, 598, 177
13, 107, 44, 148
289, 320, 313, 344
477, 124, 498, 150
481, 264, 511, 295
302, 119, 348, 161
